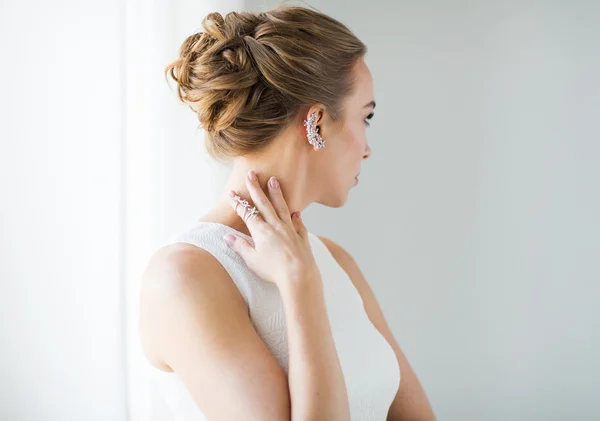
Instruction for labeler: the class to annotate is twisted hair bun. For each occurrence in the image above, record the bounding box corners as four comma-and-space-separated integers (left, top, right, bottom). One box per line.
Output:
165, 7, 366, 160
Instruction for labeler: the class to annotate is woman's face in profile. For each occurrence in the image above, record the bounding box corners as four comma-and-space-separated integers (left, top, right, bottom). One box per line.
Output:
317, 58, 374, 207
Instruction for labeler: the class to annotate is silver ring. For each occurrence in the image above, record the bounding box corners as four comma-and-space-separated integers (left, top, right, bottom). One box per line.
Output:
244, 206, 259, 222
233, 194, 260, 222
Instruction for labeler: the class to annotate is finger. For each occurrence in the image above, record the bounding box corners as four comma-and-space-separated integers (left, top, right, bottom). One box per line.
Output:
267, 176, 292, 225
245, 170, 279, 225
292, 211, 308, 241
230, 190, 265, 232
223, 233, 256, 262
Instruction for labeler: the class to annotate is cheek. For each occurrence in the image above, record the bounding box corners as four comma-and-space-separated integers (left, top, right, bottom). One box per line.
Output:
326, 122, 365, 174
338, 119, 363, 140
346, 123, 367, 153
333, 128, 361, 161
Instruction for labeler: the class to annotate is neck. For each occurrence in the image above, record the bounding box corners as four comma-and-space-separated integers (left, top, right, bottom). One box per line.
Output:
202, 130, 315, 236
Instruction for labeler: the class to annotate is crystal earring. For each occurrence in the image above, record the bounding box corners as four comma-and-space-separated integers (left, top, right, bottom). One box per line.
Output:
303, 112, 326, 150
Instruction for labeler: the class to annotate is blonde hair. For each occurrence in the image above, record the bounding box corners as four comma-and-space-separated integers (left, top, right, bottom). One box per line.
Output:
165, 6, 366, 160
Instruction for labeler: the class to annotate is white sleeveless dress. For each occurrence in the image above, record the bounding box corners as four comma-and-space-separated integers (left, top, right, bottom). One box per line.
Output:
150, 220, 400, 420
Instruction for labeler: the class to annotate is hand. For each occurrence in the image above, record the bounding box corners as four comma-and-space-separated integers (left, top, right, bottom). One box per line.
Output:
223, 170, 321, 289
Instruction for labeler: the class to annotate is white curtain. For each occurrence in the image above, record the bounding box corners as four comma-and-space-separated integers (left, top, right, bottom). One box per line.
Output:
123, 0, 243, 419
2, 1, 127, 419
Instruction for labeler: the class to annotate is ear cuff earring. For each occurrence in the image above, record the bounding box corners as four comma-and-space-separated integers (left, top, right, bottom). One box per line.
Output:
303, 112, 326, 150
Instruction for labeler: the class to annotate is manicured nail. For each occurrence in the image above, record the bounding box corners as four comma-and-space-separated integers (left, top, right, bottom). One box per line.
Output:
229, 190, 237, 197
269, 176, 279, 189
224, 234, 236, 246
247, 170, 257, 181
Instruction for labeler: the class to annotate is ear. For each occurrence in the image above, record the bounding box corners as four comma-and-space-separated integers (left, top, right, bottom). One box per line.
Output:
304, 105, 326, 128
302, 105, 329, 151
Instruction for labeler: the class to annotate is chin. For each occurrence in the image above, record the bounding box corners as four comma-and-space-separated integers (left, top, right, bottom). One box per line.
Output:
316, 190, 350, 208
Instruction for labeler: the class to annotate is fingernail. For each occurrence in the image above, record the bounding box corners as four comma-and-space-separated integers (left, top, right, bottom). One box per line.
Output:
269, 176, 279, 189
247, 170, 257, 181
229, 190, 237, 198
224, 234, 236, 246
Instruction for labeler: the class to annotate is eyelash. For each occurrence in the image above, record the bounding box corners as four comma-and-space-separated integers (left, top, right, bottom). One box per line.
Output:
365, 112, 375, 127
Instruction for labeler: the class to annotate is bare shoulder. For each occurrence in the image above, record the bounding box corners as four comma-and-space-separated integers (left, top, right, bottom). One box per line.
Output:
140, 242, 232, 295
140, 242, 244, 314
139, 242, 247, 369
138, 242, 291, 420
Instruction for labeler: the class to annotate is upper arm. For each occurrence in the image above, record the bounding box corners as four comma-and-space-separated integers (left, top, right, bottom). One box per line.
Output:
317, 236, 437, 421
139, 243, 290, 421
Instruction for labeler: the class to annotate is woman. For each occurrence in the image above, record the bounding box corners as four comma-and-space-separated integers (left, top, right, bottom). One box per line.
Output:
139, 6, 436, 421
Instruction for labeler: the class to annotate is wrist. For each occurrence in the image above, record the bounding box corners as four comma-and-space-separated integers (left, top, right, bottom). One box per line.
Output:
278, 271, 323, 298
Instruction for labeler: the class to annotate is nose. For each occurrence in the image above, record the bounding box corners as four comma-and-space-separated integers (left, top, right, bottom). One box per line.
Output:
363, 143, 372, 160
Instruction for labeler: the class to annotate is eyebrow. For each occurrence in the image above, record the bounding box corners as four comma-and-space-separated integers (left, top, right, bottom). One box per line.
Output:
364, 100, 376, 109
